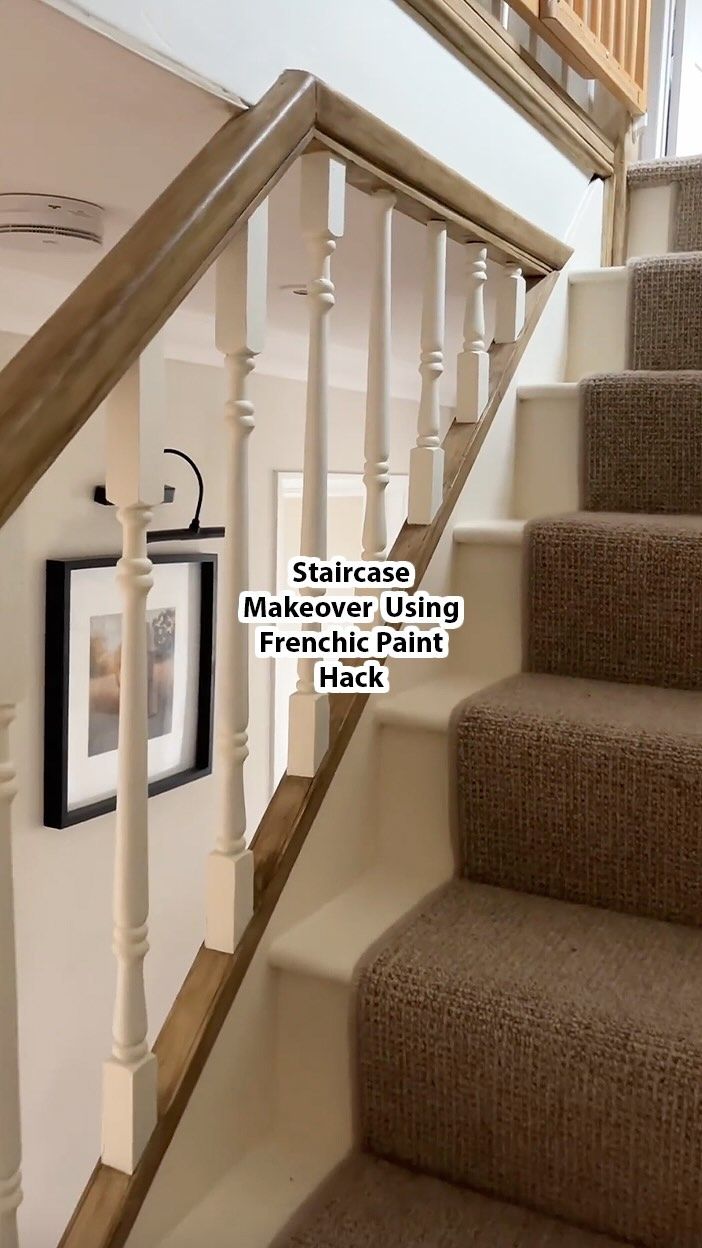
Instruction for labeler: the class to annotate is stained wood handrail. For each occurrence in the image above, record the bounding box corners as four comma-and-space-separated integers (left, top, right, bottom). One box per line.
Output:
0, 69, 570, 536
402, 0, 616, 174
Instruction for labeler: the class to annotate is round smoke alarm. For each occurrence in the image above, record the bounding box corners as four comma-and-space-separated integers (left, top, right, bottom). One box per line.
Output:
0, 194, 104, 253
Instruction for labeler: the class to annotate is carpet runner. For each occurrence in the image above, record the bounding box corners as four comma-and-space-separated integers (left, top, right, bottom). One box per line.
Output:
273, 159, 702, 1248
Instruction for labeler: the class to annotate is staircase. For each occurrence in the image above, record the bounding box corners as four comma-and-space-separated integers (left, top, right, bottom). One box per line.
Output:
262, 157, 702, 1246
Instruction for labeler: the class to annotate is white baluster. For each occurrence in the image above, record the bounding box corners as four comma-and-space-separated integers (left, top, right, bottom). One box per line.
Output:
287, 152, 345, 778
101, 339, 165, 1174
456, 242, 489, 424
494, 262, 526, 344
206, 203, 268, 955
0, 508, 27, 1248
408, 221, 447, 525
362, 190, 394, 561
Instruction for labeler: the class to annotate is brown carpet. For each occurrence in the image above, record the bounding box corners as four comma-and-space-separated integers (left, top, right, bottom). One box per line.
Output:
273, 1155, 627, 1247
629, 155, 702, 251
455, 673, 702, 925
356, 881, 702, 1248
272, 158, 702, 1248
526, 512, 702, 688
583, 371, 702, 513
629, 253, 702, 369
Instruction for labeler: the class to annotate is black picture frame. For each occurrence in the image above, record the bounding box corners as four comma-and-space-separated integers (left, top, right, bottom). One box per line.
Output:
44, 552, 216, 828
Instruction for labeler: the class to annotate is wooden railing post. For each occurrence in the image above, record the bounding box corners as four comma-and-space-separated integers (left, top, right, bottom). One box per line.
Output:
0, 510, 27, 1248
287, 152, 345, 778
494, 263, 526, 343
362, 190, 394, 561
101, 340, 165, 1174
409, 220, 447, 525
456, 242, 489, 424
206, 203, 268, 954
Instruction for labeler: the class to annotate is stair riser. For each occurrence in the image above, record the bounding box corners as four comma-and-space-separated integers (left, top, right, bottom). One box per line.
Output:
627, 184, 677, 258
566, 272, 627, 379
513, 389, 580, 519
450, 540, 523, 678
377, 723, 456, 877
274, 973, 354, 1156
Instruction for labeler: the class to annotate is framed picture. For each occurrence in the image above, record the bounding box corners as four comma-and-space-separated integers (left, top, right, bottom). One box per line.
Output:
44, 552, 216, 828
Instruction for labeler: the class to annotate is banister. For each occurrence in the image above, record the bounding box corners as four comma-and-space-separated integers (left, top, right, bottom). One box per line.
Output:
314, 81, 571, 274
0, 69, 317, 533
0, 69, 571, 536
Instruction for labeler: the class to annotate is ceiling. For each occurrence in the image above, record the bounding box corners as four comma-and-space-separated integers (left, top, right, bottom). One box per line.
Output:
0, 0, 474, 400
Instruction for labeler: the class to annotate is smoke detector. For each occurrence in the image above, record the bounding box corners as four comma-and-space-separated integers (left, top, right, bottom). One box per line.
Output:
0, 194, 104, 253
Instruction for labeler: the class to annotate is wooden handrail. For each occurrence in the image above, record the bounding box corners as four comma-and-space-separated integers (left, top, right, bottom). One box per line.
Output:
0, 69, 570, 536
0, 70, 316, 533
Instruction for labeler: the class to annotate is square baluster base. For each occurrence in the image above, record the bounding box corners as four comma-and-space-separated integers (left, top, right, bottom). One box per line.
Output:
408, 445, 444, 524
287, 690, 330, 777
102, 1051, 157, 1174
205, 847, 254, 954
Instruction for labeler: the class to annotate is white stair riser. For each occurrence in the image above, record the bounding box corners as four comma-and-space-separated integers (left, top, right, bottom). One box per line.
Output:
566, 271, 627, 380
627, 184, 677, 259
450, 538, 523, 678
513, 389, 581, 519
274, 971, 354, 1152
376, 723, 456, 878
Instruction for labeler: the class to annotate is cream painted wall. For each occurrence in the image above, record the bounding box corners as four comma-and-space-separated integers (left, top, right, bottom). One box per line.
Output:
1, 329, 429, 1248
43, 0, 592, 241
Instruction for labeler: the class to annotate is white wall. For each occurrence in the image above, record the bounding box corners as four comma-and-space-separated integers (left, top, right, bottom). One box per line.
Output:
44, 0, 592, 240
1, 328, 425, 1248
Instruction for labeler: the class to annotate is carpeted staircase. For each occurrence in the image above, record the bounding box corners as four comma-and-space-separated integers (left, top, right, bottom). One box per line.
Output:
273, 158, 702, 1247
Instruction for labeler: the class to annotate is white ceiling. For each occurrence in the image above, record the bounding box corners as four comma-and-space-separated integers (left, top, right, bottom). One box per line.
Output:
0, 0, 473, 399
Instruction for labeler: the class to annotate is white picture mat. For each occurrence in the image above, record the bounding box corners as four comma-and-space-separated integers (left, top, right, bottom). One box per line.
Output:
66, 561, 202, 810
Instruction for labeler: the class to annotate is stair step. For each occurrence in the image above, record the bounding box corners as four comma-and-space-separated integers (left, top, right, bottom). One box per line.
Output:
628, 156, 702, 253
273, 1154, 626, 1247
526, 512, 702, 688
565, 267, 627, 380
514, 382, 580, 519
355, 879, 702, 1247
582, 371, 702, 514
455, 671, 702, 925
630, 253, 702, 370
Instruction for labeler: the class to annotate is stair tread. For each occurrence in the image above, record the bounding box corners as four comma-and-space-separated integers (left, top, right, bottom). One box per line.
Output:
530, 509, 702, 535
363, 878, 702, 1040
459, 669, 702, 736
357, 880, 702, 1244
274, 1154, 625, 1247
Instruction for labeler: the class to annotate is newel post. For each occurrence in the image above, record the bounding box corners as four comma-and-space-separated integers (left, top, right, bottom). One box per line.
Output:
206, 202, 268, 955
101, 338, 165, 1174
456, 242, 489, 423
494, 262, 526, 343
0, 509, 26, 1248
408, 220, 447, 525
287, 152, 346, 778
362, 190, 394, 561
